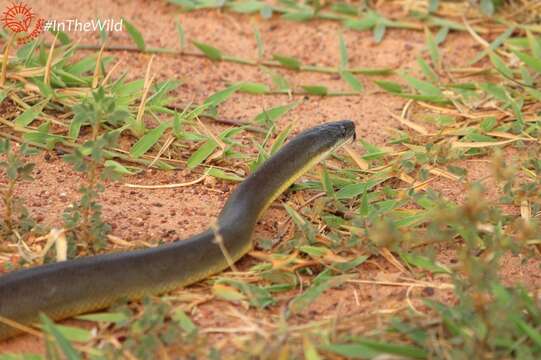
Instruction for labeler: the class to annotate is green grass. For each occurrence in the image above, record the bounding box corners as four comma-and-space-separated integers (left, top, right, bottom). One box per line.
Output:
1, 0, 541, 359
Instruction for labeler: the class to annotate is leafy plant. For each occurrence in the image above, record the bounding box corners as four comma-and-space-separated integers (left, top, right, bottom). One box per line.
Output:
0, 140, 38, 241
62, 87, 128, 253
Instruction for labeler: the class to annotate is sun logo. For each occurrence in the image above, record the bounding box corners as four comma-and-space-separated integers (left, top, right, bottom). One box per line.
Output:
1, 2, 45, 44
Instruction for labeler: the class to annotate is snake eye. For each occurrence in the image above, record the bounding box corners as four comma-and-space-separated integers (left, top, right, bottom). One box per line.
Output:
340, 123, 350, 136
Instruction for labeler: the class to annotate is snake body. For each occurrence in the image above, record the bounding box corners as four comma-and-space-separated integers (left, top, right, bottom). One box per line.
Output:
0, 120, 355, 340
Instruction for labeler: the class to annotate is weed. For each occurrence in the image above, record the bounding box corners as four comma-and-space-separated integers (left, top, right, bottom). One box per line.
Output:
0, 140, 38, 242
62, 87, 128, 253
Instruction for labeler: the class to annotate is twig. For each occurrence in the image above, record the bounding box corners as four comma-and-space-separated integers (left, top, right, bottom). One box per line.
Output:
124, 174, 207, 189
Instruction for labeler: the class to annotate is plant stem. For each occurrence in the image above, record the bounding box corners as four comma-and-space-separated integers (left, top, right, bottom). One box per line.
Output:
80, 120, 100, 247
2, 179, 16, 233
67, 43, 394, 76
0, 33, 15, 87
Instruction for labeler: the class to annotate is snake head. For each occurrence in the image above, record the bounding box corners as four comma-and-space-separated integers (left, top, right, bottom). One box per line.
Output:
312, 120, 356, 153
334, 119, 356, 142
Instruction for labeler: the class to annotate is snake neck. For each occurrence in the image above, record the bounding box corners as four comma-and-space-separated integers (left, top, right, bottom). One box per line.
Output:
216, 136, 333, 254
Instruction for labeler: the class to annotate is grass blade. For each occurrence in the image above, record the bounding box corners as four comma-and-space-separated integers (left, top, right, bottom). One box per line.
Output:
187, 139, 218, 169
14, 100, 48, 127
40, 314, 81, 360
340, 71, 363, 92
272, 54, 301, 71
193, 40, 223, 61
122, 18, 145, 51
129, 122, 169, 158
512, 50, 541, 74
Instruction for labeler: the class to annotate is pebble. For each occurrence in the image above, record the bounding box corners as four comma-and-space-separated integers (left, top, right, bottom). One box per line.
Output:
422, 287, 435, 297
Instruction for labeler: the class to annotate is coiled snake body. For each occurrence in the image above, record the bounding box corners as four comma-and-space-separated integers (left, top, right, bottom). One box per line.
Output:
0, 120, 355, 339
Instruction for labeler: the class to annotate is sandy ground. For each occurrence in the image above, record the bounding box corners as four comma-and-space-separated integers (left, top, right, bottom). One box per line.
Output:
0, 0, 539, 355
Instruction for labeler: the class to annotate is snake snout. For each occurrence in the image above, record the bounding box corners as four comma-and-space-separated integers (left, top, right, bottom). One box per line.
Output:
336, 120, 356, 141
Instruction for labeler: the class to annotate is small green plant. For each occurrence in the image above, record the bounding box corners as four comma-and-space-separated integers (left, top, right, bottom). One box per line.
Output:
62, 87, 128, 253
39, 298, 208, 359
0, 139, 37, 242
416, 188, 540, 358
